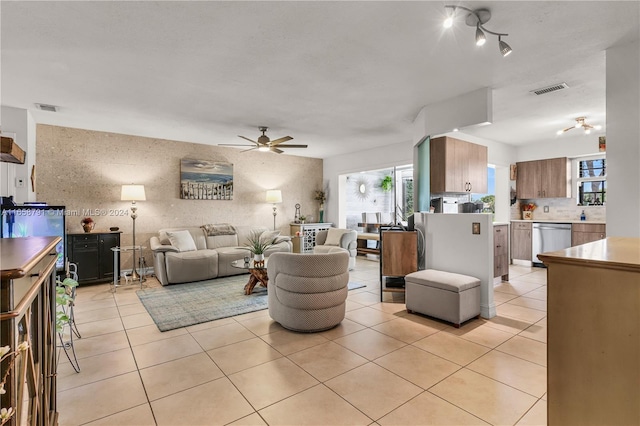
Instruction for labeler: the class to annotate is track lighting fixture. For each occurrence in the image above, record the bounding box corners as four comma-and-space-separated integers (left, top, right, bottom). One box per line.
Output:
444, 5, 512, 57
557, 117, 602, 135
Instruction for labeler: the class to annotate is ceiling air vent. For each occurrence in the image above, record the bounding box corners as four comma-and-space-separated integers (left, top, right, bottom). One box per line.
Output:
530, 82, 569, 96
35, 103, 59, 112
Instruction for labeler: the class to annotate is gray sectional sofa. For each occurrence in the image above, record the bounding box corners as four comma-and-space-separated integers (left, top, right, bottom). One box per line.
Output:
150, 225, 292, 285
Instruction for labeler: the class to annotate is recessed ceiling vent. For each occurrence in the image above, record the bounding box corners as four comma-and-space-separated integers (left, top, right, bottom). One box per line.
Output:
35, 103, 58, 112
530, 82, 569, 96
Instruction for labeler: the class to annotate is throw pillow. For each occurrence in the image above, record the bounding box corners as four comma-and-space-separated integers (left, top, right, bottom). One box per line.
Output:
324, 228, 347, 246
166, 230, 197, 252
259, 230, 281, 245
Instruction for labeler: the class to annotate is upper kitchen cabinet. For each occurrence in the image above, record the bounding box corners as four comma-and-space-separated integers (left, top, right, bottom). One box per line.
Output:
516, 157, 570, 199
430, 136, 488, 194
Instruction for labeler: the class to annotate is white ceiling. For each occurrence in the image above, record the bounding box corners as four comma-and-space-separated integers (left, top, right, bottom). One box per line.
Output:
1, 1, 639, 159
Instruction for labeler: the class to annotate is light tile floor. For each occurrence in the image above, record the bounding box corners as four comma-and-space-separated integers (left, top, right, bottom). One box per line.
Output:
57, 258, 548, 425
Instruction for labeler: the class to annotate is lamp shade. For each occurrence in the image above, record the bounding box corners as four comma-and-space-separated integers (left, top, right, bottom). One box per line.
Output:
266, 190, 282, 204
121, 184, 146, 201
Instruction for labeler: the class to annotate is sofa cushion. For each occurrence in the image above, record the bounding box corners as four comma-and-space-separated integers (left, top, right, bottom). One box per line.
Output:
260, 230, 281, 245
206, 234, 239, 250
325, 228, 348, 246
166, 230, 197, 252
165, 249, 219, 284
159, 227, 207, 250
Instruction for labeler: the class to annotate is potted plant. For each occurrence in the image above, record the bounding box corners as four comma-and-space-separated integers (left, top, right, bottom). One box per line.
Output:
314, 191, 326, 223
298, 215, 306, 224
522, 203, 536, 220
381, 175, 393, 192
242, 231, 273, 264
81, 217, 95, 233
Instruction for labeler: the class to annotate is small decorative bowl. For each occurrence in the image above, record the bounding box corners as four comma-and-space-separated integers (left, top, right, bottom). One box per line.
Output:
109, 227, 120, 231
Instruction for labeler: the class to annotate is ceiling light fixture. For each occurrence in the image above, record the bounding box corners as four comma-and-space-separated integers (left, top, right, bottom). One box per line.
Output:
444, 5, 512, 57
557, 117, 602, 135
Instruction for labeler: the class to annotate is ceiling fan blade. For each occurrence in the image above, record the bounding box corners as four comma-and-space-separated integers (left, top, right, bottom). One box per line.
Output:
238, 135, 259, 144
278, 144, 308, 148
271, 147, 284, 154
561, 126, 574, 133
241, 147, 258, 153
219, 143, 256, 147
269, 136, 293, 146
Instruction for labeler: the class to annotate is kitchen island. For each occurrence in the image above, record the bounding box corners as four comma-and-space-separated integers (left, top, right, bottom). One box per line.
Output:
538, 237, 640, 425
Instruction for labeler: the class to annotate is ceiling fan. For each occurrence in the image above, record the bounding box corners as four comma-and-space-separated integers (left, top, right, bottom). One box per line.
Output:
219, 127, 308, 154
557, 117, 602, 135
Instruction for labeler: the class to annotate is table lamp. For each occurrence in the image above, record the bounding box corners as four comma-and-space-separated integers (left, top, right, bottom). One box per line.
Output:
121, 184, 146, 280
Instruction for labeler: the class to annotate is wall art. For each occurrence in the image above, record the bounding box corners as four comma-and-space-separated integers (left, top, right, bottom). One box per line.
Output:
180, 159, 233, 200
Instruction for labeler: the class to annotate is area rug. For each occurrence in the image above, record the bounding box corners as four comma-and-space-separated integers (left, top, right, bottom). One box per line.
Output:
137, 276, 367, 332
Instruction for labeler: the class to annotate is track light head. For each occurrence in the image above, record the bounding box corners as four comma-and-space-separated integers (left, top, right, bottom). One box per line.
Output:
475, 25, 486, 46
499, 36, 512, 57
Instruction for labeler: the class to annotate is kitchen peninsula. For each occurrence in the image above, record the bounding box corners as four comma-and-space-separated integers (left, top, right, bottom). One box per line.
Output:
538, 237, 640, 425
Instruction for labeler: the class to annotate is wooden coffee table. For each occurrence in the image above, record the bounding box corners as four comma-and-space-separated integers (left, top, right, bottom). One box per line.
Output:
231, 259, 269, 295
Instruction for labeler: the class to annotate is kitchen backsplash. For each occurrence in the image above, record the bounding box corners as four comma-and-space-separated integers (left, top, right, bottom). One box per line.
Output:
511, 198, 606, 221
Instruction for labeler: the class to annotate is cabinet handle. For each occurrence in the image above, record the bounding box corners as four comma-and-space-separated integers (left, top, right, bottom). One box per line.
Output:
496, 245, 502, 248
538, 191, 541, 196
496, 229, 501, 232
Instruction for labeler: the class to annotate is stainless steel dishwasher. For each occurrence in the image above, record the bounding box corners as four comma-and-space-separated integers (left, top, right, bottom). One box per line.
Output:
532, 222, 572, 266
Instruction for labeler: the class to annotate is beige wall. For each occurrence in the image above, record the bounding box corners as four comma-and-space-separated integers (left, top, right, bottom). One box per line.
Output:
36, 124, 323, 268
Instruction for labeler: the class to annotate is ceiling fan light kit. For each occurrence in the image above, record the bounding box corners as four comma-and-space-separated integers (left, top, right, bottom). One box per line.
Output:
443, 5, 512, 57
218, 126, 308, 154
557, 117, 602, 135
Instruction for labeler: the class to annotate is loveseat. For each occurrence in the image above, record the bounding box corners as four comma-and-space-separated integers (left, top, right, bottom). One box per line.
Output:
150, 224, 292, 285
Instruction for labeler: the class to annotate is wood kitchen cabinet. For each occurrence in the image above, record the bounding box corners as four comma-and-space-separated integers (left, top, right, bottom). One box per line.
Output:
67, 231, 121, 284
511, 221, 532, 261
572, 223, 606, 246
516, 157, 570, 198
494, 225, 509, 280
430, 136, 488, 194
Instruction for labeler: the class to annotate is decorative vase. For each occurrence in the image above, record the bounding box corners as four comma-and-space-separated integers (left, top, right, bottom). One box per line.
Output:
82, 222, 94, 233
319, 204, 324, 223
253, 253, 265, 268
522, 211, 533, 220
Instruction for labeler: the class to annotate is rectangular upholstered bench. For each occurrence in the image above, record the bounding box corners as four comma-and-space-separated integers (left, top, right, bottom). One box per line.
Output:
405, 269, 481, 328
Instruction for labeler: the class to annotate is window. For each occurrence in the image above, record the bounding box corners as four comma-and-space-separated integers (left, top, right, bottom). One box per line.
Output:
471, 165, 496, 213
577, 157, 606, 205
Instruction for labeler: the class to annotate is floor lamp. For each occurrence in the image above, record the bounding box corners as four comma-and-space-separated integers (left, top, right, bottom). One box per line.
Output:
121, 184, 146, 281
266, 190, 282, 230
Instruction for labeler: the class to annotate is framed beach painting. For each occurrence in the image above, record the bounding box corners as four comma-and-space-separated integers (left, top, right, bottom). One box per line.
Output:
180, 159, 233, 200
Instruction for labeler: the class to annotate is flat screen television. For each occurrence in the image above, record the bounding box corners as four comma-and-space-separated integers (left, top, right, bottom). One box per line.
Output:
1, 205, 66, 272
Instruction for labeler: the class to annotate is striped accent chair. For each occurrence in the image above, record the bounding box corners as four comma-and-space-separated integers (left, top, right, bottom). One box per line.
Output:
267, 251, 350, 332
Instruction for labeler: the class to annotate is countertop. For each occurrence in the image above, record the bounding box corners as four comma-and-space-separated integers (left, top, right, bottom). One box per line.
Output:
511, 219, 605, 224
537, 237, 640, 271
493, 222, 510, 226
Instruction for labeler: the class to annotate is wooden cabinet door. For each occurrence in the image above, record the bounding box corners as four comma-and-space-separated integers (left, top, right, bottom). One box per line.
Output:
571, 223, 606, 246
541, 157, 569, 198
511, 223, 532, 260
468, 141, 488, 193
381, 231, 417, 276
430, 136, 464, 193
450, 138, 469, 193
516, 161, 541, 199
